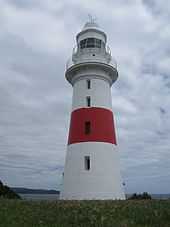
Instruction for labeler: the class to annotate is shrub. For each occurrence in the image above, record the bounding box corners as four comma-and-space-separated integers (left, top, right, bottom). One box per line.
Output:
0, 180, 21, 199
129, 192, 152, 200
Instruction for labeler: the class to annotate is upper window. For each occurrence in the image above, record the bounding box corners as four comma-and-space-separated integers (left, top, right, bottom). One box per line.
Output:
87, 80, 91, 89
80, 38, 102, 49
86, 96, 91, 107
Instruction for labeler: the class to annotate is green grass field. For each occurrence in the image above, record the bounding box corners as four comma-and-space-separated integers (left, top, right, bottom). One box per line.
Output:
0, 199, 170, 227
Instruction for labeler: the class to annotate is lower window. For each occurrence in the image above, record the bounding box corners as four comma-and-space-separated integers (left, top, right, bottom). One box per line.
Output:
84, 156, 90, 170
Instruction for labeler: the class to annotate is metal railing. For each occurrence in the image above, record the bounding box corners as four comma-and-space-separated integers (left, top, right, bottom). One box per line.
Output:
66, 45, 117, 70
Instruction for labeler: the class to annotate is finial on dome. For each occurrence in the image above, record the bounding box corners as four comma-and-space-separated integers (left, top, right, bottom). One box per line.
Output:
88, 14, 97, 24
83, 15, 99, 30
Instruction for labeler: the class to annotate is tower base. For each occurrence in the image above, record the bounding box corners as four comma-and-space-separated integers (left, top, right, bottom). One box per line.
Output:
61, 142, 125, 200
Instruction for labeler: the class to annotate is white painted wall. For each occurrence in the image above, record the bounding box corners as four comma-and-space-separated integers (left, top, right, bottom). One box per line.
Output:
72, 78, 112, 111
62, 23, 125, 200
74, 49, 109, 65
61, 142, 125, 200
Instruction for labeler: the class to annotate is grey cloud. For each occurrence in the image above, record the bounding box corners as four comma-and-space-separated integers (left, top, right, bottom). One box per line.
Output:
142, 0, 170, 19
0, 0, 170, 193
4, 0, 38, 9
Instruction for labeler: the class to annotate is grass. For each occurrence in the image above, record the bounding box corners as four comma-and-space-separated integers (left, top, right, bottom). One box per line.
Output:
0, 199, 170, 227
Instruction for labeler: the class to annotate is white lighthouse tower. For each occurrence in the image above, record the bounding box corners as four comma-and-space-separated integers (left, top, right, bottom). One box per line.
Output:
61, 19, 125, 200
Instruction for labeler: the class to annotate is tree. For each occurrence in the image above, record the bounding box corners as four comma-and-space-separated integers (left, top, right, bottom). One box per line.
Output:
0, 180, 21, 199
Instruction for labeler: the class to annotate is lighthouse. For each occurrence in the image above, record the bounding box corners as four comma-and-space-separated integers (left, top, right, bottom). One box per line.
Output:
61, 19, 125, 200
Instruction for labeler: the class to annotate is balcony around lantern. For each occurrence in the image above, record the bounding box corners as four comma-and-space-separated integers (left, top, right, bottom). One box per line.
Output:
66, 45, 117, 71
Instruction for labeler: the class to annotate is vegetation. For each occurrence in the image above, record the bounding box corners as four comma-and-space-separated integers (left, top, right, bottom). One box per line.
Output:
0, 181, 21, 199
0, 199, 170, 227
128, 192, 152, 200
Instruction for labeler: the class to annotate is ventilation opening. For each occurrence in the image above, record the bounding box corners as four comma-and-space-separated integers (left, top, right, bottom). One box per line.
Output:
86, 96, 91, 107
85, 121, 91, 135
84, 156, 90, 170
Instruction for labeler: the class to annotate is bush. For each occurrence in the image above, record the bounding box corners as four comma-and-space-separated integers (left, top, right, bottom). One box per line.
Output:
129, 192, 152, 200
0, 180, 21, 199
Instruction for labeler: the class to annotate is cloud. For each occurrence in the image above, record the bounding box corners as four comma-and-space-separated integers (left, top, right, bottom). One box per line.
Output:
0, 0, 170, 193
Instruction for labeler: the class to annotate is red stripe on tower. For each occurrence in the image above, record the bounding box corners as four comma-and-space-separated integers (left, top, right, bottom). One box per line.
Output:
68, 107, 117, 145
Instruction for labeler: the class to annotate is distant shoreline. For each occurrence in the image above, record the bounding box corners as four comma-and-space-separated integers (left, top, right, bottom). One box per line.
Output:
11, 187, 170, 200
12, 187, 60, 195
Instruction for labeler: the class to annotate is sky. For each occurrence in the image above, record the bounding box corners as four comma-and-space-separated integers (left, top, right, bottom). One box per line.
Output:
0, 0, 170, 194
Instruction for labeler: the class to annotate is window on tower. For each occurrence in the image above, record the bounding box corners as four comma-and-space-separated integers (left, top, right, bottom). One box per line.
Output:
86, 38, 95, 48
85, 121, 91, 135
80, 39, 86, 49
84, 156, 90, 170
95, 39, 102, 48
87, 80, 91, 89
86, 96, 91, 107
80, 38, 103, 49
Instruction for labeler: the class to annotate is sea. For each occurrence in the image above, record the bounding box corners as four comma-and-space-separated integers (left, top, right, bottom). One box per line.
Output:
19, 194, 60, 201
19, 193, 170, 201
